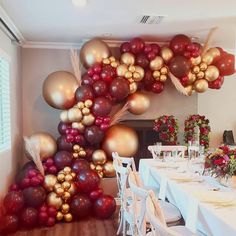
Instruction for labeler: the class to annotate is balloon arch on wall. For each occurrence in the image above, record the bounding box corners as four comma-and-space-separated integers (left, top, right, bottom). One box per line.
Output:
0, 33, 235, 234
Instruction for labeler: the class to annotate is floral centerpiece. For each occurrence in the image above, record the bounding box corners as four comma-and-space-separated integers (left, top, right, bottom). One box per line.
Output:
184, 114, 210, 149
153, 115, 179, 145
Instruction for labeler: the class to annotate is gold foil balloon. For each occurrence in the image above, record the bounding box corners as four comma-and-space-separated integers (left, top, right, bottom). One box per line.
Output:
150, 56, 164, 71
134, 66, 145, 80
202, 53, 214, 65
205, 65, 219, 82
102, 124, 139, 157
47, 192, 63, 209
191, 56, 201, 66
121, 52, 135, 65
129, 82, 138, 94
29, 132, 57, 160
67, 108, 82, 122
82, 114, 95, 126
43, 175, 58, 192
187, 72, 197, 85
160, 47, 173, 63
117, 64, 128, 77
194, 79, 208, 93
43, 71, 78, 110
80, 38, 111, 69
103, 161, 116, 177
208, 48, 221, 60
127, 92, 150, 115
92, 150, 107, 165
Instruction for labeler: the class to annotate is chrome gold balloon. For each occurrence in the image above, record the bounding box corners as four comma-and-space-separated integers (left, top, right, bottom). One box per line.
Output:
103, 161, 116, 177
205, 65, 219, 82
160, 47, 173, 63
120, 52, 135, 65
194, 79, 208, 93
92, 149, 107, 165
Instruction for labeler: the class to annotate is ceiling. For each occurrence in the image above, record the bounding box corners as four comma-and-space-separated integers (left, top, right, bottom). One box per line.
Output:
0, 0, 236, 49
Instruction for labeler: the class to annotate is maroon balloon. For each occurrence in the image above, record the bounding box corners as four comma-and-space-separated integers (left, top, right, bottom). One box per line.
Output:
75, 85, 94, 102
109, 77, 130, 102
216, 53, 235, 76
169, 55, 191, 78
72, 159, 90, 174
136, 53, 149, 68
170, 34, 191, 54
20, 208, 38, 228
23, 186, 46, 208
208, 76, 224, 89
152, 81, 164, 94
77, 169, 100, 193
120, 42, 131, 53
3, 191, 25, 214
101, 65, 116, 82
93, 195, 116, 219
84, 125, 104, 145
85, 146, 94, 162
143, 70, 155, 90
54, 151, 73, 170
93, 80, 108, 96
0, 214, 19, 234
82, 73, 94, 85
130, 37, 145, 54
57, 135, 73, 152
89, 188, 103, 201
92, 97, 112, 117
70, 194, 92, 218
58, 122, 71, 135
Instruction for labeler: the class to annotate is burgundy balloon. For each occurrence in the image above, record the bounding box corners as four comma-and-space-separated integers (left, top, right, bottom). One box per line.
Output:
70, 194, 92, 218
84, 125, 104, 145
152, 81, 164, 94
170, 34, 191, 54
169, 55, 191, 78
209, 76, 224, 89
75, 85, 94, 102
72, 159, 90, 174
109, 77, 130, 102
101, 65, 116, 82
93, 195, 116, 219
54, 151, 73, 170
136, 53, 149, 68
216, 53, 235, 76
23, 186, 46, 208
3, 191, 25, 214
120, 42, 131, 53
76, 169, 100, 193
130, 37, 145, 54
85, 146, 94, 161
20, 208, 38, 228
143, 70, 155, 90
0, 214, 19, 234
92, 80, 108, 96
89, 188, 103, 201
58, 122, 71, 135
92, 97, 112, 117
82, 73, 94, 86
57, 135, 73, 152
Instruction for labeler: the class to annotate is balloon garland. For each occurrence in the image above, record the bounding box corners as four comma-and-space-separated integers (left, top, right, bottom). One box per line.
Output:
153, 115, 179, 145
0, 33, 235, 234
184, 114, 211, 149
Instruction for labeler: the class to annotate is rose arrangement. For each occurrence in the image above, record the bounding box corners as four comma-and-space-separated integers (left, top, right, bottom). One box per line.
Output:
205, 146, 236, 178
153, 115, 179, 145
184, 114, 210, 149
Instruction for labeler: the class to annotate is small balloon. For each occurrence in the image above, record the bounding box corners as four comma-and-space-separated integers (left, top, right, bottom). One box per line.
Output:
151, 81, 164, 94
194, 79, 208, 93
216, 53, 235, 76
205, 65, 220, 82
92, 97, 112, 117
103, 161, 116, 177
208, 76, 224, 89
57, 135, 73, 152
92, 80, 108, 96
130, 37, 145, 54
160, 47, 174, 63
92, 150, 107, 165
149, 56, 164, 71
121, 52, 135, 65
170, 34, 191, 54
135, 53, 149, 68
75, 85, 94, 102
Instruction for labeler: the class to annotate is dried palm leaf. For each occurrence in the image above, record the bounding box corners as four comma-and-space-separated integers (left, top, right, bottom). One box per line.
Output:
23, 136, 45, 176
169, 72, 189, 96
70, 49, 82, 86
110, 102, 129, 126
201, 27, 218, 56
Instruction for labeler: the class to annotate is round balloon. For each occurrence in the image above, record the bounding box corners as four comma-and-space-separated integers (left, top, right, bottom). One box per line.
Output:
92, 97, 112, 117
80, 38, 111, 69
75, 85, 94, 102
54, 151, 73, 170
84, 125, 104, 145
43, 71, 78, 109
102, 124, 138, 157
170, 34, 191, 54
169, 56, 191, 78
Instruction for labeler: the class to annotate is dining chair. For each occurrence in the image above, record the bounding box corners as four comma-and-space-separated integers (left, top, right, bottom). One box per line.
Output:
146, 190, 195, 236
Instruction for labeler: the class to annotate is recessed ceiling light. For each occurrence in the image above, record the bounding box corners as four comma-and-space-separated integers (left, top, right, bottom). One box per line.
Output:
72, 0, 87, 7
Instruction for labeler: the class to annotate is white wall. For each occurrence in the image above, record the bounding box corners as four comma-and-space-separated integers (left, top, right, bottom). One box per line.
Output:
0, 30, 22, 196
198, 75, 236, 147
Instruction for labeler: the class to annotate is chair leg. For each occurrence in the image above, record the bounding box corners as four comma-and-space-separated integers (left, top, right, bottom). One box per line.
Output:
122, 219, 126, 236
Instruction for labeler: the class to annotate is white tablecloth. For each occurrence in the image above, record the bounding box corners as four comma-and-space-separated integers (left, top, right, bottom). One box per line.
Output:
139, 159, 236, 236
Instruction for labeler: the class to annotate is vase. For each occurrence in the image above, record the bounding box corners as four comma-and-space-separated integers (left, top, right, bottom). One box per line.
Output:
218, 176, 236, 188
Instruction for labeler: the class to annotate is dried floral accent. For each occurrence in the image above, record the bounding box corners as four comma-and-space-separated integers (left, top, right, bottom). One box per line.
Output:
201, 27, 218, 56
110, 102, 129, 126
70, 49, 82, 86
169, 72, 189, 96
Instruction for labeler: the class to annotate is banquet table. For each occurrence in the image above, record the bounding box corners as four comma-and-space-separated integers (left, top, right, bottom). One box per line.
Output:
139, 159, 236, 236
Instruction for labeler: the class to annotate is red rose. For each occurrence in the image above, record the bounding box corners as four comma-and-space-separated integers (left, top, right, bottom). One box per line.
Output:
168, 126, 175, 133
214, 158, 225, 166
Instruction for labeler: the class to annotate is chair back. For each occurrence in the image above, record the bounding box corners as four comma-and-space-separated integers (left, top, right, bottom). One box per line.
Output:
146, 191, 180, 236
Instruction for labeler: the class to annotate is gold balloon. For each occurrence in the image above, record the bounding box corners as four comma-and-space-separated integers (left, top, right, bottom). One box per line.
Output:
129, 82, 138, 94
60, 111, 69, 123
61, 204, 70, 214
127, 92, 150, 115
194, 79, 208, 93
150, 56, 164, 71
43, 71, 78, 110
64, 213, 73, 222
56, 212, 64, 221
92, 150, 107, 165
160, 75, 167, 82
80, 38, 111, 69
68, 183, 77, 196
67, 107, 82, 122
102, 124, 138, 157
207, 48, 221, 60
202, 52, 214, 65
134, 66, 145, 80
29, 132, 57, 160
95, 165, 103, 172
117, 64, 128, 77
121, 52, 135, 65
47, 192, 63, 209
103, 161, 116, 177
160, 47, 173, 63
204, 65, 219, 82
187, 72, 197, 85
43, 174, 58, 192
190, 56, 201, 66
82, 114, 95, 126
72, 122, 85, 132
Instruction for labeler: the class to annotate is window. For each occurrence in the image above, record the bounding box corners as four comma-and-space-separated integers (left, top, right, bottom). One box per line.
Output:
0, 53, 11, 151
